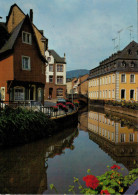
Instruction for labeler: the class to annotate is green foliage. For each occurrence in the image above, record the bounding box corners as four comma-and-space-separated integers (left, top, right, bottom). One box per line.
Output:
0, 106, 56, 147
106, 100, 138, 110
49, 166, 138, 194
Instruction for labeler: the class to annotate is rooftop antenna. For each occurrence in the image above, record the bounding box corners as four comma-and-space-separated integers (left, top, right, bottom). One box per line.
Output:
112, 37, 117, 53
117, 29, 123, 51
127, 25, 133, 42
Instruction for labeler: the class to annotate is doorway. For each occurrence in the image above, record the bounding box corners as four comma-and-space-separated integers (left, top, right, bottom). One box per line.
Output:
30, 86, 35, 100
49, 88, 53, 99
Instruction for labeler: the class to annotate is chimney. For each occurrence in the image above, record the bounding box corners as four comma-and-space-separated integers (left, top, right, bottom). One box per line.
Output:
30, 9, 33, 23
64, 53, 66, 62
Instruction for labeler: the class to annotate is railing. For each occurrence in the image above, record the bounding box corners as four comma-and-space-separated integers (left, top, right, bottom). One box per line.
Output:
0, 101, 78, 118
40, 106, 77, 118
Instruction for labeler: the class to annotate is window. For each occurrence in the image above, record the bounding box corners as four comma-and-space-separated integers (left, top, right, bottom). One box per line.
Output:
130, 89, 134, 100
49, 65, 53, 72
130, 62, 135, 68
38, 88, 42, 101
57, 88, 63, 96
103, 90, 105, 98
57, 65, 63, 72
49, 76, 53, 83
120, 134, 125, 143
130, 74, 135, 83
105, 118, 107, 124
112, 74, 115, 83
0, 87, 5, 101
128, 49, 132, 55
22, 31, 32, 44
109, 76, 111, 84
121, 74, 126, 83
112, 89, 115, 99
109, 90, 111, 98
47, 57, 51, 62
22, 56, 30, 70
57, 76, 63, 84
105, 130, 107, 137
108, 132, 110, 139
121, 89, 125, 99
102, 129, 104, 136
129, 133, 134, 142
105, 90, 107, 98
103, 77, 105, 85
14, 87, 24, 101
100, 91, 102, 98
112, 133, 114, 141
121, 61, 126, 67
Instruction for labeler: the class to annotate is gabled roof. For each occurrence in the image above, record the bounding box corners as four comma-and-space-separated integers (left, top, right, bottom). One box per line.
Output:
0, 15, 47, 62
6, 3, 48, 42
49, 50, 66, 64
6, 3, 25, 25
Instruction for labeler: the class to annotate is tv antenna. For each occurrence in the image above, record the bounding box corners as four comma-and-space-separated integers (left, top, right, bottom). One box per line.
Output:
127, 25, 133, 42
117, 29, 123, 51
112, 37, 117, 52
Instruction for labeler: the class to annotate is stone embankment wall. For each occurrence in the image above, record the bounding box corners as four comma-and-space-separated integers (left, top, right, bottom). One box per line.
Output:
104, 104, 138, 118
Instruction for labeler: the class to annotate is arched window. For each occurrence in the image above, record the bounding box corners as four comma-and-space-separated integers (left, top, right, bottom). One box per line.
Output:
57, 88, 63, 97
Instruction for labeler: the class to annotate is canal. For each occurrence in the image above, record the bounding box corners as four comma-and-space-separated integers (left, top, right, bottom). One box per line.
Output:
0, 107, 137, 194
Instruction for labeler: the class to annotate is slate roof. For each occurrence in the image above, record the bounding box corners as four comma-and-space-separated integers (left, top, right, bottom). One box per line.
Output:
49, 49, 66, 64
0, 19, 24, 54
0, 22, 9, 49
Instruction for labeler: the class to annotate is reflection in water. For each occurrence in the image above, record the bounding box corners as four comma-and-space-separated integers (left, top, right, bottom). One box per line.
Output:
0, 108, 138, 194
0, 128, 78, 194
88, 109, 138, 170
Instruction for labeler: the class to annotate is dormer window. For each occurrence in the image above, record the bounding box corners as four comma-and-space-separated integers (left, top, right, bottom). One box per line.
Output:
121, 61, 126, 68
128, 49, 132, 55
47, 57, 51, 62
130, 61, 135, 68
22, 31, 32, 44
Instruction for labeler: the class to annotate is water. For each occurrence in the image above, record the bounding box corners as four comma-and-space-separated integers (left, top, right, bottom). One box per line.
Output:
0, 107, 137, 194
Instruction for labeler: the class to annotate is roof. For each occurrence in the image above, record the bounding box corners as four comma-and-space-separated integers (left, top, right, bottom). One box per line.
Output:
0, 22, 9, 49
0, 15, 46, 62
6, 3, 25, 25
0, 19, 24, 54
6, 3, 48, 41
49, 50, 66, 64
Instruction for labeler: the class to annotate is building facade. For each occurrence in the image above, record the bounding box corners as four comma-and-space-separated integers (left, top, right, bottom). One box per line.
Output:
45, 50, 66, 99
0, 4, 48, 103
66, 74, 89, 96
88, 41, 138, 101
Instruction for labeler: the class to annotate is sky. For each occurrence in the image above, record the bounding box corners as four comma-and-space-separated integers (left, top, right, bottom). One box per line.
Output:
0, 0, 137, 71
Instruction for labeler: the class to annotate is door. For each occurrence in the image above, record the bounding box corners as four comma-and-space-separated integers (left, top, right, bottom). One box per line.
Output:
49, 88, 53, 99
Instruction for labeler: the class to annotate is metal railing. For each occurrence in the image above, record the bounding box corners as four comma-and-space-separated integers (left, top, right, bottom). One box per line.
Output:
0, 101, 77, 118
